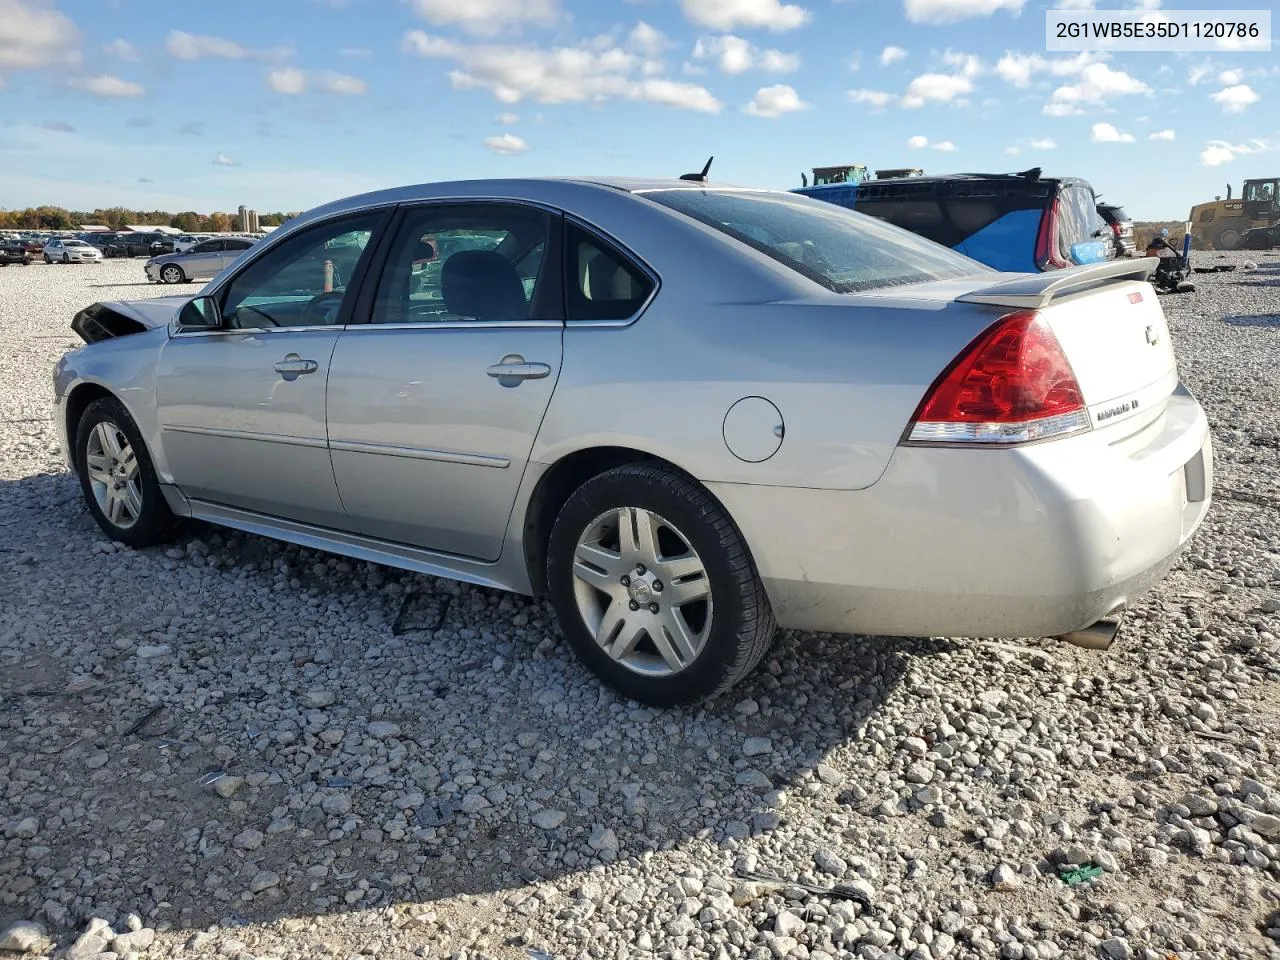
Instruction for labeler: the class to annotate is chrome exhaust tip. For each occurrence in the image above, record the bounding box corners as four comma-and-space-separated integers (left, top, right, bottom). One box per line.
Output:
1057, 615, 1123, 651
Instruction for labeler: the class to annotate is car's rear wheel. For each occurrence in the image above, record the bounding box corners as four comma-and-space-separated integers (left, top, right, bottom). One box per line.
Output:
62, 253, 70, 264
75, 397, 183, 548
160, 264, 186, 284
546, 463, 776, 706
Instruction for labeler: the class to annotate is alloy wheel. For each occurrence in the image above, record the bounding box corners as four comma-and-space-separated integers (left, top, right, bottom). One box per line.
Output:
161, 265, 183, 284
571, 507, 713, 677
84, 421, 143, 529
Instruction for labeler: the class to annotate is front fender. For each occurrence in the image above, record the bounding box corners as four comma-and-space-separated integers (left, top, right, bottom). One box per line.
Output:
54, 327, 172, 481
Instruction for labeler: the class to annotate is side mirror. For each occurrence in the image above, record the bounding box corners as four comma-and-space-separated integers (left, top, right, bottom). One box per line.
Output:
176, 295, 221, 331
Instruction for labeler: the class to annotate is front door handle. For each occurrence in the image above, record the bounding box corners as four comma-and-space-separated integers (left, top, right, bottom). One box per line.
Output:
273, 353, 319, 380
486, 354, 551, 386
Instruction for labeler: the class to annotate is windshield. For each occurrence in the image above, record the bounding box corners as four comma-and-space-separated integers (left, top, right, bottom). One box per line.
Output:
65, 240, 89, 247
1244, 181, 1276, 202
640, 188, 989, 293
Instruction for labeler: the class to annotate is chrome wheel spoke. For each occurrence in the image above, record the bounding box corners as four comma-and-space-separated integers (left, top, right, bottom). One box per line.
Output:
573, 543, 626, 590
122, 483, 144, 520
106, 490, 125, 525
118, 447, 138, 479
96, 423, 124, 459
594, 601, 628, 650
605, 619, 646, 663
665, 574, 710, 607
619, 507, 660, 566
655, 609, 699, 671
660, 553, 705, 581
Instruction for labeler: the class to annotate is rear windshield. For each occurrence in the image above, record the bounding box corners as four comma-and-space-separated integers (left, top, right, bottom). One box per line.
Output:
640, 188, 989, 293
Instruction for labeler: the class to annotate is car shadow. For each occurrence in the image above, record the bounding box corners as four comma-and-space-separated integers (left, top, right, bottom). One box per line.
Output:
0, 470, 950, 942
87, 282, 156, 289
1222, 312, 1280, 327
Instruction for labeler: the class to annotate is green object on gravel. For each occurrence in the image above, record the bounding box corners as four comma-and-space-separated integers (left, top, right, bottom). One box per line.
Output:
1059, 864, 1105, 886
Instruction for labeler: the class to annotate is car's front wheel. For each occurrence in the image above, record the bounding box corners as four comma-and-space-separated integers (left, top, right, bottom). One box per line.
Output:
44, 254, 52, 264
75, 397, 183, 548
159, 264, 186, 284
546, 463, 776, 706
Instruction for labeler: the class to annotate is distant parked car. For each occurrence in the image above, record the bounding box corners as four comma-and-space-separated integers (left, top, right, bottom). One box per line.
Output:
0, 237, 33, 265
793, 168, 1116, 273
104, 233, 168, 258
43, 239, 103, 264
20, 236, 44, 255
144, 236, 257, 284
1097, 203, 1137, 258
172, 234, 209, 254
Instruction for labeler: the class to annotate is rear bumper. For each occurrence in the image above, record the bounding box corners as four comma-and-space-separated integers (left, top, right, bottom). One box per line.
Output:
709, 386, 1212, 639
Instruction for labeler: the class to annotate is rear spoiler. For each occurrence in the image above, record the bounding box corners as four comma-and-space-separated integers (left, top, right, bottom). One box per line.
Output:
955, 257, 1157, 310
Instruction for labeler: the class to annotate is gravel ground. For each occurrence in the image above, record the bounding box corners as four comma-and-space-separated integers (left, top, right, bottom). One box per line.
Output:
1, 254, 1278, 960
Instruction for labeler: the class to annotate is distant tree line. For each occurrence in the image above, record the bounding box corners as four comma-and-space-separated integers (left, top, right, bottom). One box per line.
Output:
0, 206, 299, 232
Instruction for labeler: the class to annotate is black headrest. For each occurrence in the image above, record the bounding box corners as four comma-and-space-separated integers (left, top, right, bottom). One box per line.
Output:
440, 249, 526, 320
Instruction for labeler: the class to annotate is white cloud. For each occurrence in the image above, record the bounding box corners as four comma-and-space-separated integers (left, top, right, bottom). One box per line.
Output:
0, 0, 80, 71
166, 30, 290, 61
904, 0, 1025, 24
1187, 63, 1214, 85
848, 88, 894, 107
743, 83, 809, 117
496, 111, 520, 124
628, 22, 669, 55
901, 72, 972, 108
1091, 121, 1135, 143
484, 132, 529, 154
1199, 139, 1270, 166
1218, 69, 1243, 86
880, 45, 907, 66
403, 30, 723, 113
908, 134, 956, 150
102, 39, 138, 62
942, 50, 983, 78
319, 71, 367, 95
994, 51, 1097, 88
212, 153, 239, 166
1030, 137, 1056, 148
692, 34, 798, 74
1211, 84, 1259, 113
680, 0, 811, 32
268, 68, 307, 94
1047, 62, 1149, 112
1148, 128, 1175, 140
69, 74, 145, 98
1005, 145, 1021, 154
408, 0, 558, 35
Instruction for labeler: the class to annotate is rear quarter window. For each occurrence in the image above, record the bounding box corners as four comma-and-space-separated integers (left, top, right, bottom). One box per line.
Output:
641, 188, 988, 293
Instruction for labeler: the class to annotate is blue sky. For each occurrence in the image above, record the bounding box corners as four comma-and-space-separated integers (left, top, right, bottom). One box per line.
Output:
0, 0, 1276, 219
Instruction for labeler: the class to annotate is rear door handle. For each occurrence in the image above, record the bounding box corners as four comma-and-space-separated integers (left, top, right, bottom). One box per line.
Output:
274, 353, 318, 379
486, 354, 551, 385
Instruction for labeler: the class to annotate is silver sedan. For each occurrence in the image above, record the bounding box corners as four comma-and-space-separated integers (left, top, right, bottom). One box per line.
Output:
52, 177, 1213, 704
144, 236, 257, 284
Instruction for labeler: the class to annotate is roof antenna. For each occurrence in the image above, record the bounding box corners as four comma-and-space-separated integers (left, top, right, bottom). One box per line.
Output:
680, 156, 714, 182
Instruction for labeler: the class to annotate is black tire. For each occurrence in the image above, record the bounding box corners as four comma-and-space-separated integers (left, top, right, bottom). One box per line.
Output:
74, 396, 183, 548
44, 254, 52, 264
546, 463, 776, 706
159, 263, 186, 285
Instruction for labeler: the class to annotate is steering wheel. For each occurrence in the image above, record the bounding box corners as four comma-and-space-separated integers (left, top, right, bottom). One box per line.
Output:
302, 290, 345, 326
231, 304, 280, 328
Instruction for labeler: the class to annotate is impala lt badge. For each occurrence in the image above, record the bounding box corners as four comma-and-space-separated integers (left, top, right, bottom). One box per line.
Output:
1145, 325, 1160, 346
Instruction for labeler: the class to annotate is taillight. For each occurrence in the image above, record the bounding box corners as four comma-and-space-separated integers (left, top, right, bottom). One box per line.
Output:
905, 310, 1091, 445
1034, 198, 1070, 271
1110, 222, 1123, 237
